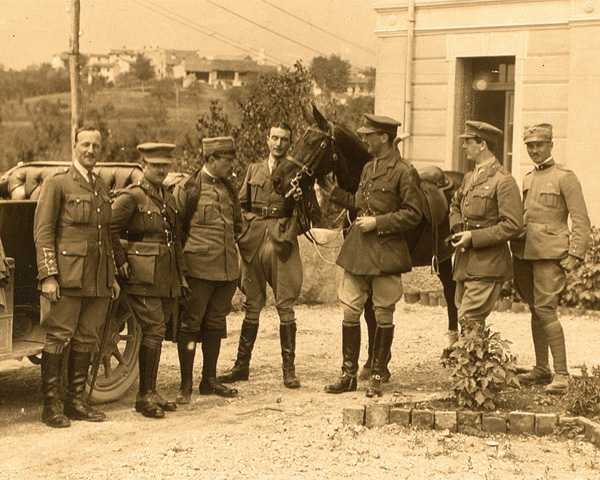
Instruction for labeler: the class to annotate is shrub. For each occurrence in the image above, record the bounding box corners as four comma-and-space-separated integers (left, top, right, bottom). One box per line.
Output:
442, 325, 520, 410
564, 364, 600, 418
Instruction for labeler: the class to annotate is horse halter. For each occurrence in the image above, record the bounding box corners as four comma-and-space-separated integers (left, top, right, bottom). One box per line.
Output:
283, 122, 336, 200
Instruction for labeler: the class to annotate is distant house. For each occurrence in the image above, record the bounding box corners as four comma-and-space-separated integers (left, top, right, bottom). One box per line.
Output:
347, 70, 375, 96
51, 52, 70, 70
144, 48, 198, 79
86, 49, 135, 84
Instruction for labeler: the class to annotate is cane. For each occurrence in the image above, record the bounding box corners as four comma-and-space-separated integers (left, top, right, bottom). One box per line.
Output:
87, 297, 119, 405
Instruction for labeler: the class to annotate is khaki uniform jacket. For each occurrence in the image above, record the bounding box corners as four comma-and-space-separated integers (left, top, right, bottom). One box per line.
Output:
449, 160, 523, 282
511, 159, 590, 261
110, 178, 186, 297
34, 164, 115, 297
175, 171, 242, 282
237, 160, 300, 263
330, 150, 423, 275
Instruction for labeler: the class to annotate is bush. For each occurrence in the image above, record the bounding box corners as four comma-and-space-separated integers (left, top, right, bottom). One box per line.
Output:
564, 364, 600, 418
442, 325, 520, 410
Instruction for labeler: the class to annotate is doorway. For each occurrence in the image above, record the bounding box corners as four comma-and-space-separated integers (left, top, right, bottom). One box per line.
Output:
454, 56, 515, 172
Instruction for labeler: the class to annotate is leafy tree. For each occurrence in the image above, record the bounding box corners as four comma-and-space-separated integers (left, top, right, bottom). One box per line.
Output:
132, 54, 155, 92
310, 54, 351, 95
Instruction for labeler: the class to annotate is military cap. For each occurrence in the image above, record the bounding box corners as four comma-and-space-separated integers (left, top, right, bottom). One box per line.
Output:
202, 136, 236, 158
356, 114, 402, 135
523, 123, 553, 143
459, 121, 503, 145
136, 142, 176, 164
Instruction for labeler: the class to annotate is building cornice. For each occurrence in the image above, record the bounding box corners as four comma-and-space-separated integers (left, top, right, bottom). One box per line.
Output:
374, 0, 563, 14
375, 21, 575, 37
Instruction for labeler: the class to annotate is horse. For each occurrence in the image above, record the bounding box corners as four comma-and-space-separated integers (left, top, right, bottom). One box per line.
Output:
271, 104, 464, 376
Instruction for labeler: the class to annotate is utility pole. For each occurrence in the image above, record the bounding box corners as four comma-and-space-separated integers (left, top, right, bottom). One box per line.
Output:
69, 0, 82, 160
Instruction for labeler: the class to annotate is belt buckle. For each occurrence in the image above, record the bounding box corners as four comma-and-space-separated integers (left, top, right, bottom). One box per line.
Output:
261, 206, 269, 218
165, 230, 173, 245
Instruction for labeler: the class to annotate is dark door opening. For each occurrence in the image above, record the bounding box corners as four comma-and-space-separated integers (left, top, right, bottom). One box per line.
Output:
454, 56, 515, 172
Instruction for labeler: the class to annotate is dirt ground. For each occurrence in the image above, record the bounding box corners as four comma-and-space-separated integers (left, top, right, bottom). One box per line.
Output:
2, 302, 600, 480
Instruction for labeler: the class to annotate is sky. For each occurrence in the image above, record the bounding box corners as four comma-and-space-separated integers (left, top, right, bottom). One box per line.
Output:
0, 0, 379, 70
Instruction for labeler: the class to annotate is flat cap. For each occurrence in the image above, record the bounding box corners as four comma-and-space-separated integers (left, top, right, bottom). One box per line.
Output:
202, 136, 236, 158
523, 123, 553, 143
137, 142, 176, 164
356, 114, 402, 135
459, 121, 503, 144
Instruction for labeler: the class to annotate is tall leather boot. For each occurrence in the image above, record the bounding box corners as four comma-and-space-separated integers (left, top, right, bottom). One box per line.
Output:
176, 331, 197, 404
40, 351, 70, 428
280, 321, 301, 389
518, 315, 552, 384
64, 350, 106, 422
135, 344, 165, 418
150, 343, 177, 411
218, 320, 259, 383
199, 330, 238, 397
325, 324, 360, 394
366, 325, 394, 398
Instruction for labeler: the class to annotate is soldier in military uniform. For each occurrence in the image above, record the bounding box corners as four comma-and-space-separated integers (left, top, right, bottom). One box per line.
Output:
449, 121, 523, 335
218, 122, 303, 389
175, 137, 242, 402
111, 143, 187, 418
34, 127, 120, 428
512, 123, 591, 393
320, 114, 423, 398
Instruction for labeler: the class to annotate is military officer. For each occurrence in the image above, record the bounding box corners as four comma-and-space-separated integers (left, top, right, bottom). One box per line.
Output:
449, 121, 523, 335
320, 114, 423, 397
175, 136, 242, 402
512, 123, 591, 393
111, 143, 187, 418
34, 126, 120, 428
218, 122, 303, 389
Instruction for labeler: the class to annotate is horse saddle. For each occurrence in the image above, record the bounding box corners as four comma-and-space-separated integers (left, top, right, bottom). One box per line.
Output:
418, 177, 448, 228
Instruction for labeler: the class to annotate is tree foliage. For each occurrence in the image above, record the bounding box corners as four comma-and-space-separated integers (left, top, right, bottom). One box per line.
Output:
0, 63, 70, 102
310, 54, 351, 94
132, 54, 155, 91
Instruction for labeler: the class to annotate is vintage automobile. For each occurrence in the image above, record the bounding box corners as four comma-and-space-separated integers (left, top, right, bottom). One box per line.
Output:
0, 160, 171, 403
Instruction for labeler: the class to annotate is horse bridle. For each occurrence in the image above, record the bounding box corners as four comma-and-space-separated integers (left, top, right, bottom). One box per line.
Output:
283, 122, 337, 200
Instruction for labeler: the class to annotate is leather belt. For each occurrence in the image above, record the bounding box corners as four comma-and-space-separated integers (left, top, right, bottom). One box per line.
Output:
126, 231, 174, 244
251, 206, 293, 218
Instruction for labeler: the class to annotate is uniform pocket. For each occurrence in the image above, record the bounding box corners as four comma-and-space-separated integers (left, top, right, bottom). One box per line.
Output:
125, 242, 159, 285
65, 193, 93, 224
470, 187, 494, 217
56, 240, 87, 288
540, 186, 560, 208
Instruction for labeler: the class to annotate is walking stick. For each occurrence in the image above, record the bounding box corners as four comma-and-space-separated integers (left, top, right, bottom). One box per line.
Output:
87, 297, 120, 405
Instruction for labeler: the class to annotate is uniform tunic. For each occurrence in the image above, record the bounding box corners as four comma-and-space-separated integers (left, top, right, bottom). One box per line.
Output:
34, 164, 115, 352
111, 178, 186, 347
237, 160, 302, 323
449, 160, 523, 328
175, 170, 242, 336
329, 149, 422, 325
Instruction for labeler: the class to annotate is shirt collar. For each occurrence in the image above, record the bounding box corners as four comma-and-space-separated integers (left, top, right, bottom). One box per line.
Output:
202, 165, 218, 179
73, 159, 93, 182
535, 156, 554, 169
268, 154, 279, 174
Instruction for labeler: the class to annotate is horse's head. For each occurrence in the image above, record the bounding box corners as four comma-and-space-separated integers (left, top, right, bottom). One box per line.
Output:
271, 104, 370, 199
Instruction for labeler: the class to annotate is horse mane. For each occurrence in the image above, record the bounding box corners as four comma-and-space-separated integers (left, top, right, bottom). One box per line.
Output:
330, 123, 371, 193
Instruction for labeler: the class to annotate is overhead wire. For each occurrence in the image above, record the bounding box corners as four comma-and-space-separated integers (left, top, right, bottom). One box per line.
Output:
130, 0, 292, 67
203, 0, 328, 57
258, 0, 376, 56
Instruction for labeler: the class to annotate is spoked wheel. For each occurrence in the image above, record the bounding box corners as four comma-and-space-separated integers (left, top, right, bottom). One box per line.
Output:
87, 294, 142, 404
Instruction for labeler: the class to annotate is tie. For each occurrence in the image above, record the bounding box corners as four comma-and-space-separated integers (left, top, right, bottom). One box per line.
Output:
88, 172, 95, 190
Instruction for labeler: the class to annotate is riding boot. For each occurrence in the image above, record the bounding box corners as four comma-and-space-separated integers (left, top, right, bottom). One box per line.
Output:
366, 326, 394, 398
176, 331, 197, 404
199, 330, 238, 397
40, 351, 70, 428
358, 298, 376, 381
218, 320, 259, 383
325, 324, 360, 394
150, 343, 177, 411
280, 321, 301, 389
135, 344, 165, 418
64, 350, 106, 422
441, 330, 459, 360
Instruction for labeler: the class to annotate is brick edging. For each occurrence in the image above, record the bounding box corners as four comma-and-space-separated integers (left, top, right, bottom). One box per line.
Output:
343, 404, 600, 446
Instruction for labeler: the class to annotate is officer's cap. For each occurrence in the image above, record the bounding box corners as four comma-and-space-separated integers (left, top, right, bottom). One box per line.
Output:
202, 136, 236, 158
356, 114, 402, 135
137, 142, 176, 165
523, 123, 553, 143
459, 121, 503, 145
